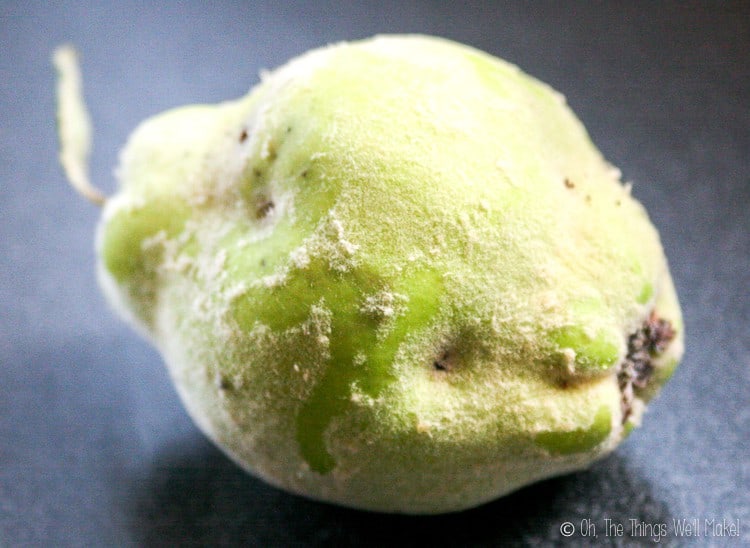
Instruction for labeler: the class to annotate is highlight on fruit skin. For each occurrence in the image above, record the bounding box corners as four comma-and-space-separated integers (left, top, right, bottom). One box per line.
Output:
55, 35, 684, 514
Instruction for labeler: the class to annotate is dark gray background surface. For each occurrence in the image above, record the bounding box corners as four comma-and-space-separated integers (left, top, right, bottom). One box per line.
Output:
1, 2, 748, 546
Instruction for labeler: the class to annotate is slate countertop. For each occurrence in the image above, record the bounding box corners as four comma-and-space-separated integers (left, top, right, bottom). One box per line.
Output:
1, 2, 748, 546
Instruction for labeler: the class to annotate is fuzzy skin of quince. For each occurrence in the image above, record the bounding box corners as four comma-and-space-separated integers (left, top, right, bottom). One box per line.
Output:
90, 35, 682, 513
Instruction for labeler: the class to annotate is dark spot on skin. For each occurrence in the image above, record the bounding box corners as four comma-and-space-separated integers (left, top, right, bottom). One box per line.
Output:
585, 194, 592, 203
255, 197, 275, 219
267, 142, 278, 161
253, 168, 262, 178
286, 126, 292, 133
260, 258, 266, 267
617, 311, 676, 423
239, 129, 248, 143
615, 199, 622, 206
301, 169, 309, 178
433, 349, 452, 371
216, 372, 233, 392
564, 178, 575, 189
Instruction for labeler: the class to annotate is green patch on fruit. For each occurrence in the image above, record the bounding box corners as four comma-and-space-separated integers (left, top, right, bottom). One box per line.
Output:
535, 405, 612, 455
232, 257, 444, 474
637, 282, 653, 304
101, 198, 189, 283
100, 197, 191, 326
552, 325, 620, 372
298, 267, 443, 474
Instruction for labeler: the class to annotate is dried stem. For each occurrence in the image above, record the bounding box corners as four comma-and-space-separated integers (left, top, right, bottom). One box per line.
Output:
52, 45, 106, 206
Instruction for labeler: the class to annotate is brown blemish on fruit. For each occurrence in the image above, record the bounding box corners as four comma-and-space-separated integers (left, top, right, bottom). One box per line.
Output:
557, 377, 571, 389
255, 197, 275, 219
267, 142, 278, 161
618, 311, 676, 423
433, 349, 453, 371
215, 371, 233, 392
564, 178, 575, 189
239, 128, 248, 143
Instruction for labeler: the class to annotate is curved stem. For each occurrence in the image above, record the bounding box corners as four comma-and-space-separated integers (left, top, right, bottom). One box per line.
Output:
53, 45, 106, 206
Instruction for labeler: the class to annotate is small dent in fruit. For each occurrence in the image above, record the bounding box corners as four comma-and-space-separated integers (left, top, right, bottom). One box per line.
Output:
433, 348, 454, 372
